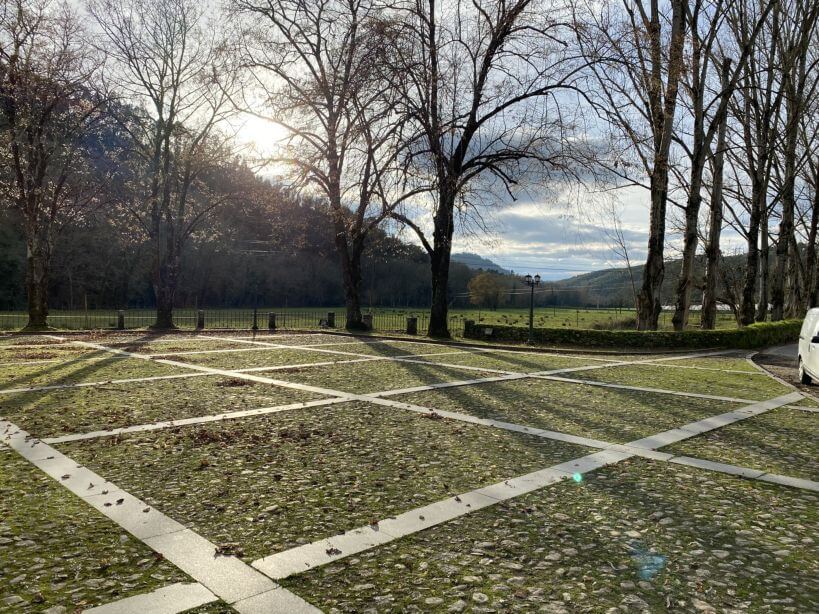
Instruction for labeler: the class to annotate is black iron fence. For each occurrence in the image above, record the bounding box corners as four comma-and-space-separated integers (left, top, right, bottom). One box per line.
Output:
0, 308, 466, 337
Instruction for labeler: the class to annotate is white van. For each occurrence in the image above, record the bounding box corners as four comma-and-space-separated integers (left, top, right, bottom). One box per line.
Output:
798, 308, 819, 384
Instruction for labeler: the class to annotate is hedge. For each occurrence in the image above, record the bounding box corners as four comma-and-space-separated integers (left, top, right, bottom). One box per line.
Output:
463, 318, 803, 350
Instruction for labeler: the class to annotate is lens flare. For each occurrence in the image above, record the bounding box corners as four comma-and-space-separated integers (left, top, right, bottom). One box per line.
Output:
572, 472, 583, 483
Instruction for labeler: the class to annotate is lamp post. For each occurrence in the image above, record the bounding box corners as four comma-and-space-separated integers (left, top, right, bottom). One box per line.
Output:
524, 273, 541, 344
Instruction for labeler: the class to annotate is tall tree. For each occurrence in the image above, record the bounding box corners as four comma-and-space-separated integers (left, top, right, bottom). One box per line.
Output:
89, 0, 237, 329
671, 0, 773, 330
388, 0, 590, 337
769, 0, 819, 320
232, 0, 417, 330
724, 0, 783, 325
0, 0, 103, 329
579, 0, 688, 330
700, 58, 731, 329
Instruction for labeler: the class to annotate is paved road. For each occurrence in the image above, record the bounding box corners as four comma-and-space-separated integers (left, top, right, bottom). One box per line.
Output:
763, 343, 797, 360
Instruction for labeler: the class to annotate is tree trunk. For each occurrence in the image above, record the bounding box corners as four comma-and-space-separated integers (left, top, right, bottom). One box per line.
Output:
151, 243, 179, 330
755, 216, 769, 322
740, 179, 764, 325
428, 193, 455, 338
807, 172, 819, 307
24, 241, 50, 330
636, 0, 685, 331
771, 196, 794, 321
701, 153, 727, 329
637, 166, 669, 330
785, 235, 803, 317
671, 187, 701, 331
337, 243, 365, 330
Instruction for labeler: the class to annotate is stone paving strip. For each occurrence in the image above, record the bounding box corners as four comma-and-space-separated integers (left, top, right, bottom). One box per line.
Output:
283, 458, 819, 612
665, 404, 819, 482
0, 371, 212, 395
530, 374, 759, 404
785, 404, 819, 413
0, 420, 320, 613
634, 361, 771, 376
32, 341, 617, 450
0, 359, 61, 366
0, 350, 462, 396
251, 391, 802, 580
48, 337, 766, 447
83, 582, 218, 614
42, 398, 350, 444
45, 337, 802, 491
314, 339, 760, 375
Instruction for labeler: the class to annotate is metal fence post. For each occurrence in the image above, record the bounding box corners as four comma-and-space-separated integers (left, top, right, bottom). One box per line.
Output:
197, 310, 205, 330
268, 312, 276, 331
327, 312, 335, 328
406, 316, 418, 335
117, 310, 125, 330
252, 308, 259, 331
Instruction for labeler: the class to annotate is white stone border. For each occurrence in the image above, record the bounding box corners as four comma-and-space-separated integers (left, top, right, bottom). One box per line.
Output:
0, 420, 319, 613
3, 334, 810, 612
43, 398, 349, 444
82, 582, 217, 614
251, 392, 803, 580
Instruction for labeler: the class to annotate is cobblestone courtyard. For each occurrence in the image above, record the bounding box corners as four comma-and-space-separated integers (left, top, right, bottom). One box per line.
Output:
1, 332, 816, 613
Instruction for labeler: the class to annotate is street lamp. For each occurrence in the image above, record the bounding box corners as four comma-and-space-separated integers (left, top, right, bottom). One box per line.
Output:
524, 273, 541, 344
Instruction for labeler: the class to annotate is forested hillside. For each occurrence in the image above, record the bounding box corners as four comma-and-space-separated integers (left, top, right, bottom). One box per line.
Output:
0, 177, 475, 311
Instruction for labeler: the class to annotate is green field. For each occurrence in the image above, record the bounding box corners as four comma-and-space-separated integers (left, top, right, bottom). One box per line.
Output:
0, 306, 741, 333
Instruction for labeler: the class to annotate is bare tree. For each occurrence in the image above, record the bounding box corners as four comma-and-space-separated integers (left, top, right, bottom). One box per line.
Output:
599, 197, 639, 307
802, 104, 819, 306
231, 0, 419, 330
769, 0, 819, 320
722, 0, 784, 325
578, 0, 688, 330
89, 0, 237, 329
387, 0, 592, 337
0, 0, 104, 329
700, 59, 731, 328
670, 0, 773, 330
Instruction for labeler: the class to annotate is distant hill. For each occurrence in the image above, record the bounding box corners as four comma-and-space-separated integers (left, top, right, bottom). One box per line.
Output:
452, 252, 510, 274
550, 251, 754, 307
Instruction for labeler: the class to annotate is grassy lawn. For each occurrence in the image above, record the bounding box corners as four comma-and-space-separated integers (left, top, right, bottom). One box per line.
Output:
110, 338, 253, 354
0, 332, 813, 612
282, 459, 819, 612
0, 376, 325, 438
647, 356, 759, 372
394, 378, 741, 444
570, 363, 792, 400
60, 402, 592, 561
272, 360, 504, 394
667, 407, 819, 481
0, 449, 189, 612
0, 354, 189, 390
407, 350, 600, 373
171, 347, 354, 370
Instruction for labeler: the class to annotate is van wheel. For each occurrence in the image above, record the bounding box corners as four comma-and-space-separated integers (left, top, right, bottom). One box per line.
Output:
799, 359, 812, 385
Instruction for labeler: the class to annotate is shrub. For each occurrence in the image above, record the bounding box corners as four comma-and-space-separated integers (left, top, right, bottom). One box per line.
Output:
592, 317, 637, 331
463, 319, 802, 350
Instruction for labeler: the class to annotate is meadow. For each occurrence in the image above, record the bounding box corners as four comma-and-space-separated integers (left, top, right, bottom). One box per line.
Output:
0, 306, 741, 333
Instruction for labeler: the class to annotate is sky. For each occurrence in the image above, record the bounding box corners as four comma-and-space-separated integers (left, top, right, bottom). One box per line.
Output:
448, 189, 653, 280
233, 114, 747, 283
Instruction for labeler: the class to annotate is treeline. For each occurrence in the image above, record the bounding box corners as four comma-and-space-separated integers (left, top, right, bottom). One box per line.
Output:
2, 0, 818, 335
0, 190, 476, 311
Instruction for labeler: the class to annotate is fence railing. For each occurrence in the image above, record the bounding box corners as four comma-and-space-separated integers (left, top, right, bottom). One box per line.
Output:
0, 308, 466, 337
